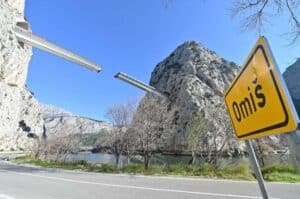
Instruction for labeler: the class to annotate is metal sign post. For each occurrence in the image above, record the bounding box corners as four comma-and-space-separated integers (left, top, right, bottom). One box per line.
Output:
223, 36, 299, 199
245, 139, 270, 199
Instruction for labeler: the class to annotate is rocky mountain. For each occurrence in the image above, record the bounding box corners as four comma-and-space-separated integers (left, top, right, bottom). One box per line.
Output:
40, 103, 112, 137
134, 41, 240, 152
40, 103, 73, 118
283, 58, 300, 116
134, 41, 283, 153
282, 59, 300, 169
0, 0, 44, 151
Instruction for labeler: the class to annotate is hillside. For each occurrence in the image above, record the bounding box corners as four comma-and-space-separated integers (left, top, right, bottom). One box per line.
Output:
133, 41, 284, 153
40, 103, 112, 136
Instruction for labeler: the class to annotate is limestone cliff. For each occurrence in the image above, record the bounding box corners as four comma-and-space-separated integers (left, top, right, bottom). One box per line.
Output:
283, 58, 300, 116
0, 0, 44, 151
40, 103, 111, 137
134, 41, 283, 153
134, 41, 240, 151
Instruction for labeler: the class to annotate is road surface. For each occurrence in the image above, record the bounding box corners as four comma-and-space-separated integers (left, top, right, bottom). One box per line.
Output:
0, 161, 299, 199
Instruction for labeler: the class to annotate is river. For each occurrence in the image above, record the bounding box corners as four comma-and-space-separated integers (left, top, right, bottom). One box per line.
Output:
66, 152, 294, 167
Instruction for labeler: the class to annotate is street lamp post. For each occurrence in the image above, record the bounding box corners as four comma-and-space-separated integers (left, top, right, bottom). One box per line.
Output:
14, 26, 101, 73
114, 72, 168, 100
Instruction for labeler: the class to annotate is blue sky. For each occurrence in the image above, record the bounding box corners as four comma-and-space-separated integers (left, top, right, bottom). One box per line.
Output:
25, 0, 300, 121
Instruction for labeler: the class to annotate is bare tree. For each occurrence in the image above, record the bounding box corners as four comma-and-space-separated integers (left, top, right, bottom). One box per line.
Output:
253, 138, 267, 166
186, 103, 235, 167
252, 137, 279, 167
33, 131, 81, 162
164, 0, 300, 42
104, 100, 136, 167
47, 135, 80, 161
206, 104, 235, 167
231, 0, 300, 43
129, 94, 171, 169
186, 112, 213, 165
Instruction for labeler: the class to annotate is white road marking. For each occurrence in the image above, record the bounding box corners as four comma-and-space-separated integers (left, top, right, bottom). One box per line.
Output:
0, 193, 15, 199
12, 171, 279, 199
19, 165, 297, 186
127, 174, 300, 185
3, 161, 298, 186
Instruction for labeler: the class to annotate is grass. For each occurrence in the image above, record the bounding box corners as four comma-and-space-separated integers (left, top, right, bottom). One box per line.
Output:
261, 164, 300, 183
11, 156, 300, 182
122, 163, 254, 180
264, 172, 300, 182
261, 164, 297, 174
12, 156, 117, 173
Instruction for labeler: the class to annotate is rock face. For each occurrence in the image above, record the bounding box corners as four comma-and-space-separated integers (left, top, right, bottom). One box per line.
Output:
135, 41, 283, 152
134, 41, 240, 151
0, 0, 44, 151
0, 0, 30, 87
40, 104, 112, 137
7, 0, 25, 14
282, 59, 300, 169
40, 103, 73, 118
283, 58, 300, 116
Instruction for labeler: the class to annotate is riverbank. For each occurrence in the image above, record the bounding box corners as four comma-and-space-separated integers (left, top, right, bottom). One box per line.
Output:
11, 156, 300, 183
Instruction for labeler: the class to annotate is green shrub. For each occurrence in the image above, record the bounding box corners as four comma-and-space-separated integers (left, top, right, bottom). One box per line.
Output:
261, 164, 300, 183
262, 164, 297, 174
220, 164, 249, 175
96, 163, 117, 173
122, 164, 167, 175
132, 163, 253, 180
264, 172, 300, 182
198, 164, 215, 174
168, 164, 190, 175
146, 165, 166, 175
75, 160, 89, 165
13, 156, 300, 182
13, 156, 37, 164
217, 164, 253, 180
122, 164, 145, 173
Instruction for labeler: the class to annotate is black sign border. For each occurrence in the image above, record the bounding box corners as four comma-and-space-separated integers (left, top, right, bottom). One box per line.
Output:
225, 45, 289, 139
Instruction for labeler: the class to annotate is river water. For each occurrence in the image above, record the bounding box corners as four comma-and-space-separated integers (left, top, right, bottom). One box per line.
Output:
68, 152, 118, 163
66, 152, 294, 167
67, 152, 129, 166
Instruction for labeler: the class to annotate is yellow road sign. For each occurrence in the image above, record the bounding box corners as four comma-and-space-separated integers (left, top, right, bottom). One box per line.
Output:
224, 37, 299, 140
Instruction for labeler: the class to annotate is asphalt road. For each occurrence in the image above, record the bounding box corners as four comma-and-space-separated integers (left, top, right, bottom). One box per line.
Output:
0, 161, 299, 199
